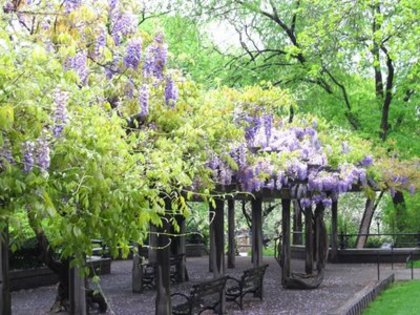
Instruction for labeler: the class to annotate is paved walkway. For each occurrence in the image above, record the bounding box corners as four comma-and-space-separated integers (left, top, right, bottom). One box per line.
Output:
11, 257, 420, 315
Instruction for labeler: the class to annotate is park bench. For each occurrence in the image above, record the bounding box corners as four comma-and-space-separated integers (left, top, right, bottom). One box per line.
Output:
171, 276, 228, 315
139, 254, 188, 290
225, 264, 269, 310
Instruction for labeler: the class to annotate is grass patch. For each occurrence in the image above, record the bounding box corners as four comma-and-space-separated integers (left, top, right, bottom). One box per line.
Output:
247, 247, 276, 257
405, 260, 420, 269
363, 280, 420, 315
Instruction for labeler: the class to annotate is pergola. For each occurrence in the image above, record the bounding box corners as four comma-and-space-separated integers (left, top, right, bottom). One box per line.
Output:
150, 179, 367, 314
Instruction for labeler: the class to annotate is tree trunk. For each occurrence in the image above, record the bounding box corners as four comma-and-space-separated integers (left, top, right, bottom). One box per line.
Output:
392, 191, 406, 233
355, 195, 377, 248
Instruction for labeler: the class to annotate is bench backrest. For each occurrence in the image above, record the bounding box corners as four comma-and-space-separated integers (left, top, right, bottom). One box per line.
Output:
190, 277, 227, 304
241, 265, 268, 290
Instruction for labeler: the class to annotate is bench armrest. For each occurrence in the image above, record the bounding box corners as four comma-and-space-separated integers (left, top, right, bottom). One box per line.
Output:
226, 275, 241, 284
170, 292, 190, 301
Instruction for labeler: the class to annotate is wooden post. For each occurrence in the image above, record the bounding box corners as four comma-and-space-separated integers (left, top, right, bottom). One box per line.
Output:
149, 224, 158, 264
132, 253, 143, 293
331, 200, 338, 261
0, 225, 11, 315
281, 198, 291, 285
227, 199, 236, 269
211, 199, 225, 314
251, 197, 263, 267
69, 264, 87, 315
213, 199, 225, 277
304, 206, 314, 274
292, 200, 303, 245
175, 215, 187, 282
155, 212, 172, 314
209, 204, 215, 273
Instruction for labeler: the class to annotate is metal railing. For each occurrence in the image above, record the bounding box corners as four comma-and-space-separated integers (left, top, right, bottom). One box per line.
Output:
338, 232, 420, 249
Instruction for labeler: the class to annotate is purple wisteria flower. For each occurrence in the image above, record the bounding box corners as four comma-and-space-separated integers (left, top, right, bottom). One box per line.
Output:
244, 115, 261, 146
409, 184, 415, 195
360, 155, 373, 167
65, 51, 88, 84
143, 34, 168, 79
262, 114, 272, 147
108, 0, 118, 11
93, 28, 106, 58
164, 76, 178, 107
22, 141, 35, 173
3, 2, 14, 13
105, 57, 120, 79
322, 198, 332, 208
125, 78, 135, 99
64, 0, 82, 13
36, 138, 50, 172
230, 145, 247, 169
111, 12, 137, 45
139, 84, 149, 117
389, 187, 396, 198
341, 141, 350, 154
53, 89, 69, 137
300, 198, 312, 209
124, 38, 142, 69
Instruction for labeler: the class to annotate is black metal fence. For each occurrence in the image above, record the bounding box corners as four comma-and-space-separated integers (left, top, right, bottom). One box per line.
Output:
338, 232, 420, 249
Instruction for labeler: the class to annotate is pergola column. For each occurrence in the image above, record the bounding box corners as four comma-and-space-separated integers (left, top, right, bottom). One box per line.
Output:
227, 199, 236, 269
173, 215, 187, 282
155, 200, 172, 315
251, 197, 263, 267
281, 198, 291, 285
331, 199, 338, 261
210, 199, 225, 314
69, 264, 87, 315
0, 225, 11, 315
208, 205, 214, 272
292, 200, 303, 245
304, 205, 314, 274
148, 224, 158, 264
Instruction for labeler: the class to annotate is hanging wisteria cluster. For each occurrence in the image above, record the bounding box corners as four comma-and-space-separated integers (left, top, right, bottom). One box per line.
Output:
206, 105, 385, 208
0, 0, 179, 178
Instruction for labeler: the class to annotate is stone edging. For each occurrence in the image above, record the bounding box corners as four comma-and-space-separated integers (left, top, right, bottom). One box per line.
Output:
329, 273, 395, 315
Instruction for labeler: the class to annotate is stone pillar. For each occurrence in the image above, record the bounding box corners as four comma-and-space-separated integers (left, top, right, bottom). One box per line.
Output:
0, 225, 11, 315
281, 199, 291, 285
251, 198, 263, 267
227, 199, 236, 269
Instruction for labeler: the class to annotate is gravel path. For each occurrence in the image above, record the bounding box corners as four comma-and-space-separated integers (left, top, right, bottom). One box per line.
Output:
11, 256, 416, 315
